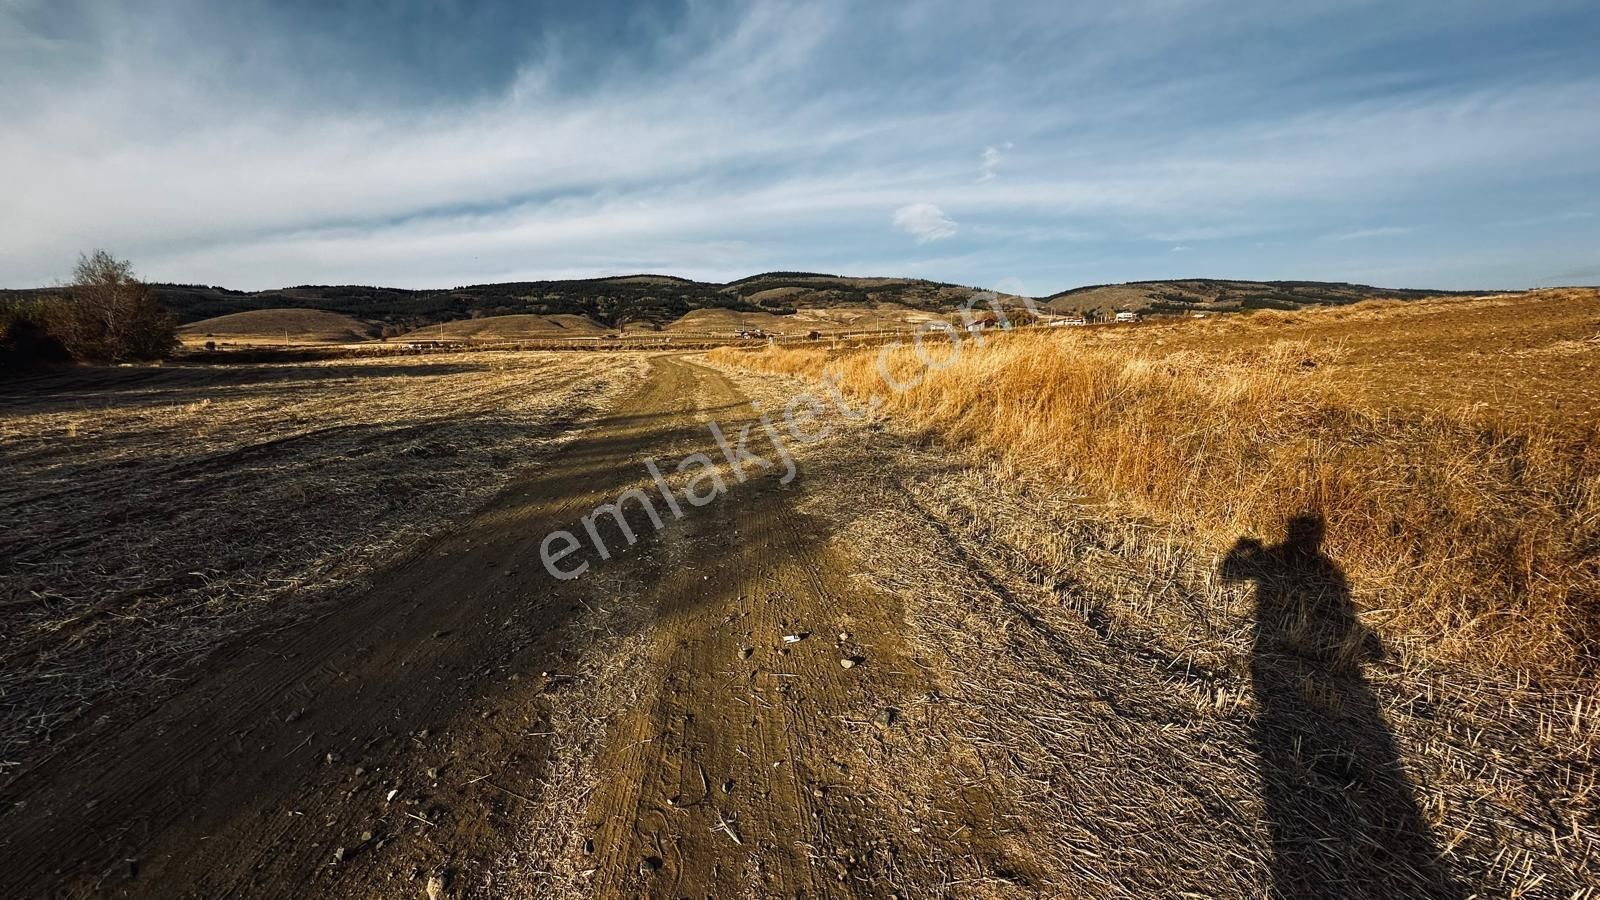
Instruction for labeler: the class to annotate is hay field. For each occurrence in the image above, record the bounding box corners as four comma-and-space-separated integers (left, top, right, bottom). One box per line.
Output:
662, 307, 795, 333
0, 351, 644, 761
1098, 290, 1600, 430
401, 313, 606, 342
709, 289, 1600, 674
178, 308, 381, 345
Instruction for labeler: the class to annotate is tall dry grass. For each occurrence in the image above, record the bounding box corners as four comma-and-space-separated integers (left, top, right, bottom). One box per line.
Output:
709, 330, 1600, 673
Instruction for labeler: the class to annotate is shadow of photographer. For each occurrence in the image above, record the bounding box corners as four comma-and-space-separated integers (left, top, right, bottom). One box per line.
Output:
1223, 513, 1462, 898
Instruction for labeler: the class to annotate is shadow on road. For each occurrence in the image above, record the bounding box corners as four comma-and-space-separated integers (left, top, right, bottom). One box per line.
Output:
0, 361, 493, 414
1223, 513, 1462, 899
0, 355, 833, 898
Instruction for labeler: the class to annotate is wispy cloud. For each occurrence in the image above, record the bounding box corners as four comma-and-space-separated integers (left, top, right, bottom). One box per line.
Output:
1488, 210, 1595, 228
977, 142, 1013, 183
893, 203, 959, 242
0, 0, 1597, 291
1328, 226, 1418, 241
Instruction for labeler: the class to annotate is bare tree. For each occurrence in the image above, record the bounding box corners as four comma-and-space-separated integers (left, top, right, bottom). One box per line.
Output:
44, 251, 177, 363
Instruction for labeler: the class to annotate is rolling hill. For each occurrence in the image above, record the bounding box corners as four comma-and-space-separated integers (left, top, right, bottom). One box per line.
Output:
1042, 279, 1488, 316
177, 308, 381, 345
399, 314, 606, 342
5, 274, 1508, 337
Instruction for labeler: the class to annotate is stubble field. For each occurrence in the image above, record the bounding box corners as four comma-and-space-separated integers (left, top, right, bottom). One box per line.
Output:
1, 292, 1596, 898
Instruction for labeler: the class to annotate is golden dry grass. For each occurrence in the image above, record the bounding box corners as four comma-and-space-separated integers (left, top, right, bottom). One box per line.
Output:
1095, 290, 1600, 430
692, 358, 1600, 896
710, 290, 1600, 674
177, 307, 381, 345
662, 307, 795, 333
400, 313, 606, 341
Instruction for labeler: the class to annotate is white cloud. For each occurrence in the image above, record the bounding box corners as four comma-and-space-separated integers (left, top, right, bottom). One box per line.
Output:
1170, 245, 1191, 252
1, 1, 1598, 290
893, 203, 959, 242
1328, 225, 1417, 241
977, 142, 1013, 183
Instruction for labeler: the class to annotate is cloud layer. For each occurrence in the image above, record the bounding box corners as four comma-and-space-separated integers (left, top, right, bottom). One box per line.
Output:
2, 0, 1598, 291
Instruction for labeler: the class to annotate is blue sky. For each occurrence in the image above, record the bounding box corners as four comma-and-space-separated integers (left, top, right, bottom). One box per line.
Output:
2, 0, 1597, 293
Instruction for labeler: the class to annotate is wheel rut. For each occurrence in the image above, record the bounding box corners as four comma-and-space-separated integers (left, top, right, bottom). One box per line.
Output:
0, 356, 1006, 900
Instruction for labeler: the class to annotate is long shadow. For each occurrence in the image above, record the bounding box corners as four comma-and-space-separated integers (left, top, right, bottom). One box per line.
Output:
0, 362, 492, 415
1223, 514, 1462, 898
0, 360, 836, 897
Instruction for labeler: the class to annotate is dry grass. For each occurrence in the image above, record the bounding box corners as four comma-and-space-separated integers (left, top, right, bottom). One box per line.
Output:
840, 455, 1600, 896
709, 290, 1600, 674
400, 313, 606, 342
0, 351, 645, 763
177, 307, 381, 345
700, 360, 1599, 895
1113, 290, 1600, 430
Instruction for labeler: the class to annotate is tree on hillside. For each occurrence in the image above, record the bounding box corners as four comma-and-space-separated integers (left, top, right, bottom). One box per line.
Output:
44, 251, 178, 363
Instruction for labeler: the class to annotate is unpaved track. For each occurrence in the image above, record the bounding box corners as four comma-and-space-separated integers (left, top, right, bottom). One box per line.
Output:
3, 354, 1565, 898
0, 356, 961, 898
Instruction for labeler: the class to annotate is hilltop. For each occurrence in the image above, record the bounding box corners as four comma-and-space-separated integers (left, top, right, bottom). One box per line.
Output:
3, 274, 1507, 335
176, 308, 381, 345
1042, 278, 1489, 316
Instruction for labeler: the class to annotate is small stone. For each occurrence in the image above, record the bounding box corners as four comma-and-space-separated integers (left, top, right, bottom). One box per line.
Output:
722, 779, 735, 794
782, 632, 808, 644
425, 872, 447, 899
360, 830, 373, 842
875, 708, 898, 728
839, 658, 857, 669
640, 856, 664, 875
332, 847, 345, 863
426, 768, 438, 780
738, 647, 754, 660
838, 632, 851, 642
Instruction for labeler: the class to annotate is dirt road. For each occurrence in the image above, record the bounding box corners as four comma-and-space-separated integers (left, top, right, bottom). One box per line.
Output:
0, 356, 963, 898
2, 354, 1588, 898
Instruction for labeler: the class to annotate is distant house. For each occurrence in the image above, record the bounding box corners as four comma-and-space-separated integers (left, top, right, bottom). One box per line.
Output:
1114, 311, 1140, 323
1047, 315, 1088, 328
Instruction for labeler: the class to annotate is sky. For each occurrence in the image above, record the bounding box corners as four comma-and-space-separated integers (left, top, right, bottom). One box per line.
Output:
2, 0, 1598, 294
